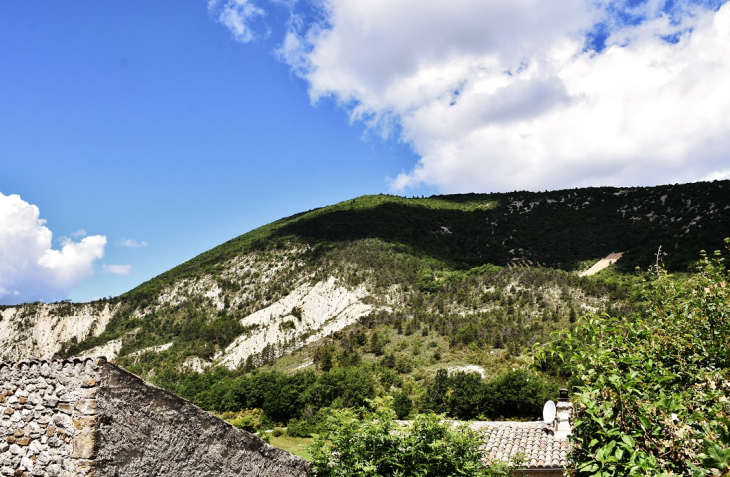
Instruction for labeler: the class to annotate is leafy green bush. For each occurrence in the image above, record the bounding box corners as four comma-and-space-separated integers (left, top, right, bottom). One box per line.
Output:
286, 418, 314, 438
546, 240, 730, 476
225, 408, 263, 432
309, 400, 513, 477
392, 391, 412, 419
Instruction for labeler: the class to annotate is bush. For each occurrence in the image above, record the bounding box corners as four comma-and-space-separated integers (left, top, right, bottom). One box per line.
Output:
392, 391, 412, 420
547, 240, 730, 476
310, 400, 514, 476
286, 418, 314, 438
272, 427, 285, 437
227, 408, 263, 432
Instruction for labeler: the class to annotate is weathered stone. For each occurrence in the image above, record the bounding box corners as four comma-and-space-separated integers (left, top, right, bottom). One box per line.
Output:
34, 452, 50, 466
72, 417, 95, 431
71, 433, 94, 459
42, 396, 58, 408
74, 400, 96, 416
45, 464, 61, 476
52, 415, 71, 431
19, 456, 32, 471
1, 358, 309, 477
46, 437, 61, 449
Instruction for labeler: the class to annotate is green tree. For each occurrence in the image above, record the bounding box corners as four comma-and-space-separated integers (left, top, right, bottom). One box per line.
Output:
392, 391, 412, 420
482, 370, 557, 420
310, 400, 513, 477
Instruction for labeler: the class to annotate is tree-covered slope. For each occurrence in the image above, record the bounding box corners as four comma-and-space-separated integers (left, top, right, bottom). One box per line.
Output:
125, 180, 730, 303
1, 181, 727, 413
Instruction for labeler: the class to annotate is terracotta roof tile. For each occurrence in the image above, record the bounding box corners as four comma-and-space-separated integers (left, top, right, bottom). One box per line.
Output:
469, 421, 569, 470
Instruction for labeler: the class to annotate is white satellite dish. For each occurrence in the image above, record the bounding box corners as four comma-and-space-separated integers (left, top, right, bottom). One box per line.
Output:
543, 400, 556, 424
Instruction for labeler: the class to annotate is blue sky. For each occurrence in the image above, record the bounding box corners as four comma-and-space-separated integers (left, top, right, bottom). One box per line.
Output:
1, 0, 729, 304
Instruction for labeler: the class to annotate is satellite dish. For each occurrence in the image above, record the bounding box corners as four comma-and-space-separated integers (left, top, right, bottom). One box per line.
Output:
543, 400, 556, 424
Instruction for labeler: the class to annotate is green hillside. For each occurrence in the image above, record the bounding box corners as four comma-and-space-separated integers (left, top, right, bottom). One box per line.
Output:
126, 180, 730, 302
47, 181, 729, 431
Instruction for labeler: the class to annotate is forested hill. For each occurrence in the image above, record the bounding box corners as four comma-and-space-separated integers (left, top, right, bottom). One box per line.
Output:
127, 180, 730, 300
1, 180, 728, 406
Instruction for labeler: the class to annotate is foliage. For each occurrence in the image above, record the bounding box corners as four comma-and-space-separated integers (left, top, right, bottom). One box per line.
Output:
392, 390, 413, 420
545, 240, 730, 476
286, 418, 314, 438
420, 369, 557, 421
309, 400, 514, 477
222, 408, 263, 432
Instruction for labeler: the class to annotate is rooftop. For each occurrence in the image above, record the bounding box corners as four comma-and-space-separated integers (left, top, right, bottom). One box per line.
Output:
470, 420, 570, 470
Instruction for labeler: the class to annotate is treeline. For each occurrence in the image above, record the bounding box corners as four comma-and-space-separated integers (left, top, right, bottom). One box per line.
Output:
155, 365, 557, 434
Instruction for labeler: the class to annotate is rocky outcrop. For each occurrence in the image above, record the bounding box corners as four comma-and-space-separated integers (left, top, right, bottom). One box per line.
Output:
217, 276, 373, 369
0, 357, 310, 477
0, 303, 115, 362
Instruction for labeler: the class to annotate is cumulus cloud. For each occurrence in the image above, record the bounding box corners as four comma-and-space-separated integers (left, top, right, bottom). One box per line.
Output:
103, 264, 132, 275
70, 229, 87, 238
0, 192, 106, 304
119, 238, 148, 248
276, 0, 730, 192
208, 0, 265, 43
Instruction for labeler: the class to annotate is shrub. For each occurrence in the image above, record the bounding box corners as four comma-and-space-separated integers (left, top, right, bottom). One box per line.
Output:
310, 400, 513, 476
227, 408, 263, 432
286, 418, 314, 438
546, 240, 730, 476
392, 391, 412, 420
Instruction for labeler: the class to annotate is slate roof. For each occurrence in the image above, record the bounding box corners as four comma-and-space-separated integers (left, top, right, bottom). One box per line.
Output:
469, 421, 570, 470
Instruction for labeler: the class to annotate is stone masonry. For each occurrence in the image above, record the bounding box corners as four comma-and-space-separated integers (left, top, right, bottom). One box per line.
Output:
0, 357, 309, 477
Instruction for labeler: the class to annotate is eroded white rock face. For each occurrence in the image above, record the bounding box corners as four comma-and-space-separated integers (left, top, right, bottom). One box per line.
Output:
180, 356, 211, 373
79, 338, 124, 360
0, 247, 375, 368
216, 276, 373, 369
0, 302, 116, 361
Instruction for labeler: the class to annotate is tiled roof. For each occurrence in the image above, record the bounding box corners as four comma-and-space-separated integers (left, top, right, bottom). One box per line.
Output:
470, 421, 570, 469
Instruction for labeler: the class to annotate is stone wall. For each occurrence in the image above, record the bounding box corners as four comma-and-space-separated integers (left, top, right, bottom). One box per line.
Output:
0, 358, 101, 476
1, 358, 309, 477
93, 361, 309, 477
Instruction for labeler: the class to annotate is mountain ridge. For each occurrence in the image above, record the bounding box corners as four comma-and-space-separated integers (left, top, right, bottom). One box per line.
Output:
1, 180, 728, 383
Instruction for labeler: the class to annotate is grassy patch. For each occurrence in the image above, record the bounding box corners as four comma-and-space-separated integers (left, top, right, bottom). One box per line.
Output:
268, 435, 314, 461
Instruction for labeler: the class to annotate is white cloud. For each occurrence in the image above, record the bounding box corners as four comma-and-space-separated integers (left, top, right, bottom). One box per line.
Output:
0, 192, 106, 304
279, 0, 730, 192
70, 229, 87, 238
103, 264, 132, 276
119, 238, 148, 248
208, 0, 265, 43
